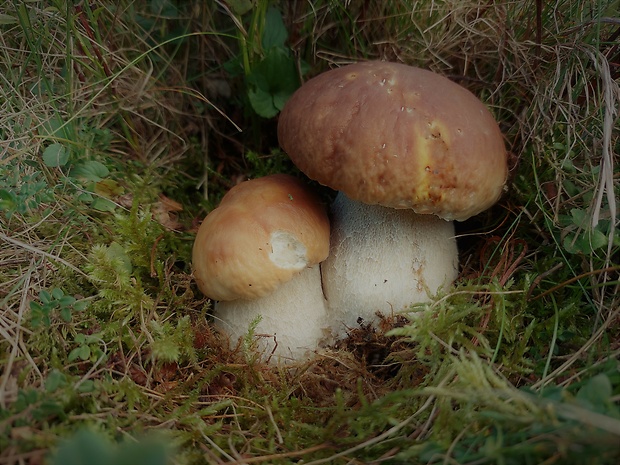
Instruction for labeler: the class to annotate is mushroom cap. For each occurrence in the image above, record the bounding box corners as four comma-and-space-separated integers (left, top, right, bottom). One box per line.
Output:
192, 174, 330, 301
277, 61, 507, 221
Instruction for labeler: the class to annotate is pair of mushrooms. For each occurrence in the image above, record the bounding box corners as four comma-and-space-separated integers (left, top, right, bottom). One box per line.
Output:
192, 61, 507, 363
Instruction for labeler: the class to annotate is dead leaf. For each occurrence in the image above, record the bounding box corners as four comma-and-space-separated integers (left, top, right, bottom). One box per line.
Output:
95, 178, 125, 197
153, 194, 184, 231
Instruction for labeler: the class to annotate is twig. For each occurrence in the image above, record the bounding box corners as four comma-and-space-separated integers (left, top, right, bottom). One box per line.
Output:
265, 403, 283, 445
150, 233, 164, 277
223, 444, 331, 465
525, 262, 564, 300
528, 265, 620, 301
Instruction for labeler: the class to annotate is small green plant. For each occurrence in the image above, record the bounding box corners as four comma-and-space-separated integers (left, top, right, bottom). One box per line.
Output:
225, 3, 307, 117
68, 332, 106, 364
0, 160, 55, 218
560, 207, 618, 255
29, 288, 89, 328
10, 386, 67, 423
69, 158, 122, 213
43, 118, 120, 213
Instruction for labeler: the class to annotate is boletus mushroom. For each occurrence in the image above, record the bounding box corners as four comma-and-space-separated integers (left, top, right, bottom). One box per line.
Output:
192, 174, 331, 362
278, 61, 507, 336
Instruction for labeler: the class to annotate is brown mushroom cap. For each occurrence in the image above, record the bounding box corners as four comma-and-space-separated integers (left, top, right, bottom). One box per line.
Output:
278, 61, 507, 221
192, 174, 330, 301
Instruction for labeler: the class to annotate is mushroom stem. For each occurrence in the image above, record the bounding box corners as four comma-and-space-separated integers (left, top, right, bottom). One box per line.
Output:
322, 192, 458, 336
214, 265, 332, 363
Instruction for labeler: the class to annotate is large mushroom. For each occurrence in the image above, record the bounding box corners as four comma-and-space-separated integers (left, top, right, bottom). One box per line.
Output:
192, 174, 332, 362
277, 61, 507, 336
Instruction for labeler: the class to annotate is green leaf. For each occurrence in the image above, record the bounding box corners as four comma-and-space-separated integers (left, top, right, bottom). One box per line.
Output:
39, 290, 52, 304
0, 189, 17, 212
43, 143, 69, 167
51, 288, 64, 299
68, 345, 90, 362
60, 306, 72, 322
46, 370, 67, 393
91, 197, 117, 212
248, 86, 279, 118
227, 0, 253, 15
273, 90, 291, 111
78, 345, 91, 360
52, 430, 171, 465
30, 302, 43, 328
58, 295, 77, 307
52, 430, 114, 465
95, 178, 124, 197
15, 389, 39, 411
83, 333, 102, 345
589, 228, 607, 250
247, 47, 300, 118
42, 115, 73, 140
562, 179, 579, 197
71, 160, 110, 182
575, 374, 614, 414
73, 300, 90, 312
77, 380, 96, 393
77, 192, 94, 202
563, 228, 607, 254
34, 399, 65, 420
30, 303, 51, 328
0, 13, 18, 24
222, 56, 244, 77
577, 373, 612, 401
570, 208, 588, 228
258, 47, 299, 91
150, 0, 178, 18
262, 7, 287, 49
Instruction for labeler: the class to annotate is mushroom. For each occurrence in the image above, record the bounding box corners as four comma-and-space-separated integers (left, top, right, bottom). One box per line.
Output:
277, 61, 507, 336
192, 174, 332, 362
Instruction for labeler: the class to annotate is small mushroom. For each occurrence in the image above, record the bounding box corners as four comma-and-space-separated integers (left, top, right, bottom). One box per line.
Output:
278, 61, 507, 336
192, 174, 331, 362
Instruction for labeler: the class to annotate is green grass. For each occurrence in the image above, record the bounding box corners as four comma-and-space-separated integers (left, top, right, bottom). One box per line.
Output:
1, 1, 619, 464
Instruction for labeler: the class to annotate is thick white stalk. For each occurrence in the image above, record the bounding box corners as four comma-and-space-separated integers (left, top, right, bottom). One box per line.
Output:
322, 193, 459, 337
214, 265, 332, 363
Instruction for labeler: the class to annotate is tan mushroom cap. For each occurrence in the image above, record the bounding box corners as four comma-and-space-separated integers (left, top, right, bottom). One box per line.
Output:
192, 174, 330, 301
278, 61, 507, 221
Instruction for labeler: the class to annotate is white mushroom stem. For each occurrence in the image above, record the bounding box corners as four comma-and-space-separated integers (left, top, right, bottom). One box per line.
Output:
214, 265, 332, 363
321, 192, 459, 337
